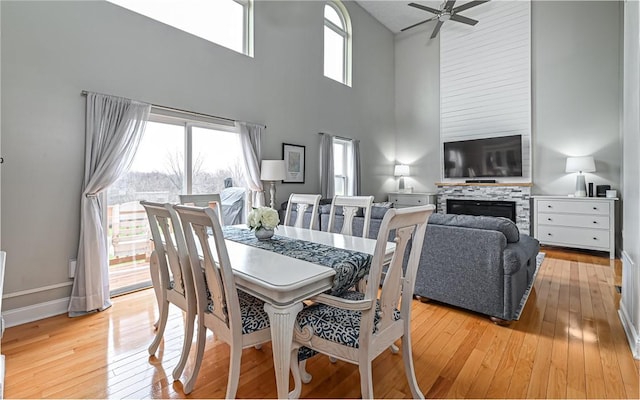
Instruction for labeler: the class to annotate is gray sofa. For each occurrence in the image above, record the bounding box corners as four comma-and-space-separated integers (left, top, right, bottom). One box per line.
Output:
281, 201, 540, 322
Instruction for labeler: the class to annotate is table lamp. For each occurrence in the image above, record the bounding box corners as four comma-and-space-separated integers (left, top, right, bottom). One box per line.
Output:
394, 164, 410, 192
565, 156, 595, 197
261, 160, 286, 209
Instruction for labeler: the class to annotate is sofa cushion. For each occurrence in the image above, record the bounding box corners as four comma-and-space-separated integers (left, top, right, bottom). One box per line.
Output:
428, 213, 520, 243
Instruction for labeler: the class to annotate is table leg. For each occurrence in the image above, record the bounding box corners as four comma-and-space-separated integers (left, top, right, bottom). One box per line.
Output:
264, 302, 303, 399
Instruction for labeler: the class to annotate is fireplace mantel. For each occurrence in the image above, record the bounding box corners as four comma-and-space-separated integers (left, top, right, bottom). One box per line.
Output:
436, 182, 533, 187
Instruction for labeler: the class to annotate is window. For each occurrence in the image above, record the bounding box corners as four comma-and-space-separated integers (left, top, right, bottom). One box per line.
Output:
333, 137, 353, 196
106, 112, 245, 295
324, 1, 352, 86
107, 0, 253, 56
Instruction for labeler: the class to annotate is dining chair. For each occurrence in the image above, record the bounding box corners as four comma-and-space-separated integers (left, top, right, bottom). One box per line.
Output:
284, 193, 322, 230
327, 195, 374, 238
289, 204, 435, 399
140, 201, 196, 382
174, 205, 272, 396
179, 193, 223, 225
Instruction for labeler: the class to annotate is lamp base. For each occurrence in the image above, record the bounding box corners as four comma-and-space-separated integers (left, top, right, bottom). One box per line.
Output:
398, 177, 405, 192
268, 181, 277, 209
574, 174, 587, 197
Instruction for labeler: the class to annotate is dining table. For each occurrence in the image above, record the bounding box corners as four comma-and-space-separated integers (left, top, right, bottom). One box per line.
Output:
217, 224, 396, 399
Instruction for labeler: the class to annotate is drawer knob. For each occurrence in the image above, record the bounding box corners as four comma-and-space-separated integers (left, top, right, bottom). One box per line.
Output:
547, 218, 552, 221
547, 233, 552, 236
547, 205, 552, 208
593, 221, 597, 224
417, 200, 422, 203
593, 207, 598, 210
593, 237, 598, 240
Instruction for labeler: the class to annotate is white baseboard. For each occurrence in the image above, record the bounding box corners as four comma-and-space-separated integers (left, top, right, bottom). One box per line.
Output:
618, 304, 640, 360
2, 297, 69, 328
619, 251, 640, 360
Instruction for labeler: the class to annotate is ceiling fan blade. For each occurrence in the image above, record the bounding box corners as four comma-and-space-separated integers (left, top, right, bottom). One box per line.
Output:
401, 16, 438, 32
452, 0, 490, 14
430, 20, 444, 39
408, 2, 442, 15
444, 0, 457, 12
450, 13, 479, 25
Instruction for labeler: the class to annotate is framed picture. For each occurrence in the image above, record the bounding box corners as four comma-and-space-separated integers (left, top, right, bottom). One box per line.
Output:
282, 143, 305, 183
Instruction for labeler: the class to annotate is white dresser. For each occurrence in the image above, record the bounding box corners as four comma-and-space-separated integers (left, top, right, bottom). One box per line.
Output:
532, 196, 617, 259
388, 192, 437, 209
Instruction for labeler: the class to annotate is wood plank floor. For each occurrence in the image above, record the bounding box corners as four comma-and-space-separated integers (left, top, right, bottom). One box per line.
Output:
2, 248, 638, 399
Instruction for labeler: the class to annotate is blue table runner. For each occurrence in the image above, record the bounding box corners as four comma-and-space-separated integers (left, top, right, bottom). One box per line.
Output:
222, 226, 371, 296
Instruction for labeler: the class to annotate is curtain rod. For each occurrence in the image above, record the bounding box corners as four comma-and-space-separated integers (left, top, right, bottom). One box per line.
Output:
81, 90, 266, 129
319, 132, 352, 142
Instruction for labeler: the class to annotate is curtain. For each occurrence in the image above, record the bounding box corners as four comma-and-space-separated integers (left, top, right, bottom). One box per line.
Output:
238, 122, 265, 210
319, 133, 335, 199
350, 139, 361, 196
68, 93, 150, 316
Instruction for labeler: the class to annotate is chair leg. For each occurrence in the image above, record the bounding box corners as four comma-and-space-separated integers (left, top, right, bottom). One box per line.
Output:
149, 251, 162, 331
401, 334, 424, 399
183, 321, 207, 394
289, 349, 303, 399
300, 359, 312, 384
172, 305, 195, 380
329, 356, 337, 364
148, 299, 169, 355
225, 344, 243, 399
390, 344, 399, 354
358, 361, 374, 399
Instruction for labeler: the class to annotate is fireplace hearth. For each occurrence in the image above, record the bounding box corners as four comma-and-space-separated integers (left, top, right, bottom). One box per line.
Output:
446, 199, 517, 223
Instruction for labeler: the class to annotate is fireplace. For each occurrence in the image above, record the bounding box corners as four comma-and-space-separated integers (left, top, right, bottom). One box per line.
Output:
446, 199, 517, 223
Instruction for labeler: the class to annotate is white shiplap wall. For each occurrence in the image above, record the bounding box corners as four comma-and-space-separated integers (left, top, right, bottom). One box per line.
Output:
440, 0, 531, 181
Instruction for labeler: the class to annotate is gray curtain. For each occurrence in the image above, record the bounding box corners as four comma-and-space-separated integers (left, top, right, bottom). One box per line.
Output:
69, 92, 150, 316
319, 133, 335, 199
238, 122, 265, 210
351, 139, 361, 196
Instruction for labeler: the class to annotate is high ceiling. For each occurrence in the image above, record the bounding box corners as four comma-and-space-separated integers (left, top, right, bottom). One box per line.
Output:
355, 1, 446, 34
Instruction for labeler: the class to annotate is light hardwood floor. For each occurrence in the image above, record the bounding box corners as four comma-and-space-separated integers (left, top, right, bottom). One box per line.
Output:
2, 248, 638, 398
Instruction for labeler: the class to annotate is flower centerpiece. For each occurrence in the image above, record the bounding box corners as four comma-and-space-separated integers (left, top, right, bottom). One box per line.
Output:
247, 206, 280, 240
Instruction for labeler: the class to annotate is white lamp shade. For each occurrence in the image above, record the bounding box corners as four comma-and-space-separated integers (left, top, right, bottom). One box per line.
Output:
260, 160, 286, 181
394, 164, 410, 177
565, 156, 596, 173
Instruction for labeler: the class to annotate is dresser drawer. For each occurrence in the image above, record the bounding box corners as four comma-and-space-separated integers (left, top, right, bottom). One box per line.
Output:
537, 200, 609, 215
537, 225, 610, 249
388, 194, 431, 207
537, 213, 609, 229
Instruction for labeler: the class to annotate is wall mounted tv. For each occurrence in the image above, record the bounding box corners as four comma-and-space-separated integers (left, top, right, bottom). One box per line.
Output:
443, 135, 523, 178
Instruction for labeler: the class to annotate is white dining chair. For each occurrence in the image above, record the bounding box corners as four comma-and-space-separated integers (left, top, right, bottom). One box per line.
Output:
284, 193, 322, 230
179, 193, 223, 225
327, 195, 374, 238
140, 201, 196, 382
174, 205, 272, 396
289, 205, 435, 399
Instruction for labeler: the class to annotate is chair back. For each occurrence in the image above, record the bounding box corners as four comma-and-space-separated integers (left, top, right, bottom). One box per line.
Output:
327, 195, 374, 238
284, 193, 322, 230
141, 201, 193, 298
363, 205, 434, 342
174, 205, 241, 334
179, 193, 223, 225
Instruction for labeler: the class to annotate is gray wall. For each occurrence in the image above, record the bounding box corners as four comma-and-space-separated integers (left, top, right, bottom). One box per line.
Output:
394, 1, 622, 196
0, 0, 396, 310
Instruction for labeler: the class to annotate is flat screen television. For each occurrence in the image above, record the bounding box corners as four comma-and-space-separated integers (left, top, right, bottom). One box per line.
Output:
443, 135, 523, 178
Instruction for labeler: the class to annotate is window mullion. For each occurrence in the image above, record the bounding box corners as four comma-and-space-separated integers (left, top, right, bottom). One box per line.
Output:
185, 123, 193, 194
325, 19, 346, 37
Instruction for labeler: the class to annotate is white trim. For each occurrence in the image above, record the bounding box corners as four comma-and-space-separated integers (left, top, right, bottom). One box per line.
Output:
619, 251, 640, 359
2, 298, 69, 328
2, 281, 73, 299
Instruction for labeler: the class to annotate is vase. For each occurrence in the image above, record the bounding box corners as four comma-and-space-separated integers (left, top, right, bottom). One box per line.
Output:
254, 228, 274, 241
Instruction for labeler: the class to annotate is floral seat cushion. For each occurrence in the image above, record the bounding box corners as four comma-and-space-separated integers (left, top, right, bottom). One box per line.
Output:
205, 289, 270, 335
296, 290, 401, 349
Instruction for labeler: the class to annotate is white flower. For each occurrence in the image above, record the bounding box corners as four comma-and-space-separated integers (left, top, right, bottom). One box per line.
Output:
248, 207, 280, 230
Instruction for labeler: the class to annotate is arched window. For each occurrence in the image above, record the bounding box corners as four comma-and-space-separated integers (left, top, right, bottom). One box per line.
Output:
324, 1, 352, 86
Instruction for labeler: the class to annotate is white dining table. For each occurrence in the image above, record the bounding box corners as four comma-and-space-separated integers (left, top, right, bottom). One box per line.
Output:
219, 225, 395, 399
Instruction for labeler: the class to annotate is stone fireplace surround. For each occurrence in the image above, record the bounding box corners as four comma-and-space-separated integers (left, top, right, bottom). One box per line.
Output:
435, 183, 532, 234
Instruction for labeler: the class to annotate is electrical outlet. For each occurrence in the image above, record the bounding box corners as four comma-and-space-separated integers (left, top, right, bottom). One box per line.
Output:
69, 259, 77, 279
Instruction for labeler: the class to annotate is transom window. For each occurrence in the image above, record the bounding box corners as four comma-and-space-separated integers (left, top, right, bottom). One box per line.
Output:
324, 1, 352, 86
107, 0, 253, 56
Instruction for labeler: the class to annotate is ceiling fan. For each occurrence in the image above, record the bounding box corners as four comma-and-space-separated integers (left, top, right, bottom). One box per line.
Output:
401, 1, 490, 39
